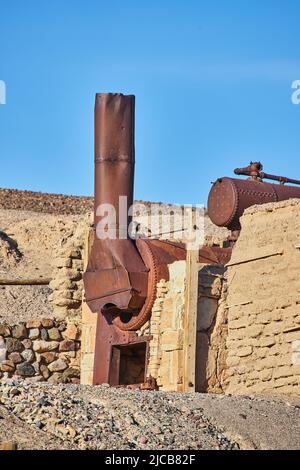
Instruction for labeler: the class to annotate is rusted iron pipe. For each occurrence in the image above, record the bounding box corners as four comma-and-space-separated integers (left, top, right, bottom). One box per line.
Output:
234, 162, 300, 186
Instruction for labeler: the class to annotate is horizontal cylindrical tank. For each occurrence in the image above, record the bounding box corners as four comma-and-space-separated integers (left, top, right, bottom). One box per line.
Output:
208, 177, 300, 230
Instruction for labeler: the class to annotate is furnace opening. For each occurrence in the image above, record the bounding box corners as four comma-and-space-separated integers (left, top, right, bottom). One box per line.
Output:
109, 342, 147, 386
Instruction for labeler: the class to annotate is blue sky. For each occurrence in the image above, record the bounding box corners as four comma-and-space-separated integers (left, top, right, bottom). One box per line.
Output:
0, 0, 300, 205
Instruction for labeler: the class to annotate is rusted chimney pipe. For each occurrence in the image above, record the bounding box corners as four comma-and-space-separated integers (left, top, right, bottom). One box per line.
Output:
83, 93, 149, 316
94, 93, 135, 236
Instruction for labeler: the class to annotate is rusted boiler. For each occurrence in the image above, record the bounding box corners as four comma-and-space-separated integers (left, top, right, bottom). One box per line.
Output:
83, 93, 186, 387
208, 162, 300, 236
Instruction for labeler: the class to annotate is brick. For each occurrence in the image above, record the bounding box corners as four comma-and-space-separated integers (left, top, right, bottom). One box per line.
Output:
259, 336, 276, 347
41, 319, 54, 328
273, 366, 294, 379
26, 320, 41, 329
64, 323, 79, 340
236, 346, 252, 357
161, 331, 183, 352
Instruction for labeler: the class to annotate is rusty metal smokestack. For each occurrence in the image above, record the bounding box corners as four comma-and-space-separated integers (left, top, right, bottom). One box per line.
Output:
94, 93, 135, 236
83, 93, 149, 316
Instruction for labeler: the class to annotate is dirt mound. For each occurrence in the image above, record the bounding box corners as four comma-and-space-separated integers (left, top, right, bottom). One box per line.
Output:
0, 188, 93, 215
0, 231, 22, 270
0, 379, 299, 450
0, 210, 90, 321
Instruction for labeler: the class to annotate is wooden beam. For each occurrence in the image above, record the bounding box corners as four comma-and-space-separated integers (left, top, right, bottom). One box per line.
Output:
0, 278, 50, 286
183, 249, 199, 392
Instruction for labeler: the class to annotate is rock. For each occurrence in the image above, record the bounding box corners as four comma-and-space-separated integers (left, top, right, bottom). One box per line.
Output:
40, 364, 50, 379
32, 361, 40, 374
22, 339, 32, 349
12, 324, 27, 339
35, 420, 45, 429
62, 367, 80, 381
5, 338, 24, 353
60, 351, 76, 359
8, 352, 23, 364
41, 319, 54, 328
61, 268, 82, 281
48, 328, 61, 341
26, 320, 41, 328
54, 257, 72, 268
55, 424, 77, 439
0, 325, 11, 337
33, 341, 59, 353
47, 372, 64, 384
40, 328, 48, 341
57, 322, 67, 332
48, 358, 68, 372
16, 362, 35, 377
21, 349, 35, 363
25, 376, 44, 383
72, 290, 83, 301
29, 328, 40, 340
0, 346, 6, 362
70, 378, 80, 384
0, 360, 15, 373
40, 352, 57, 364
140, 436, 148, 444
0, 336, 6, 362
49, 278, 73, 290
59, 339, 76, 352
72, 259, 83, 270
64, 323, 79, 340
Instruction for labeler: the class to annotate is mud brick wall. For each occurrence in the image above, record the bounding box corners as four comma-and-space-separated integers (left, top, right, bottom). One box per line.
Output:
0, 319, 81, 383
224, 199, 300, 397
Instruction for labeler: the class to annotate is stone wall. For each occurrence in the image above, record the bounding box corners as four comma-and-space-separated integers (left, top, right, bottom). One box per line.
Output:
0, 319, 81, 383
195, 265, 227, 393
147, 261, 187, 392
48, 214, 91, 320
223, 199, 300, 397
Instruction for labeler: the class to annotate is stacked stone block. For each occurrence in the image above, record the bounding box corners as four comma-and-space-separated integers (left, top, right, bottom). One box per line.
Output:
49, 249, 84, 320
0, 319, 81, 383
147, 261, 186, 392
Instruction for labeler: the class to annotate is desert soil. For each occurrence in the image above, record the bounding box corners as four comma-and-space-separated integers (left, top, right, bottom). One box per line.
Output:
0, 379, 299, 450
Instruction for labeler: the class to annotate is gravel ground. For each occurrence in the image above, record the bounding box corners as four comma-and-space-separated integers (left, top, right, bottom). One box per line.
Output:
0, 379, 299, 450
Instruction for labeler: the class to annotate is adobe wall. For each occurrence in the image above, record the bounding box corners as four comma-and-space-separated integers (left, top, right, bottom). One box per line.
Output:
223, 199, 300, 397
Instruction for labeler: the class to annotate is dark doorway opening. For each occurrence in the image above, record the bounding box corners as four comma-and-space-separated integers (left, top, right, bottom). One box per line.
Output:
109, 342, 147, 386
